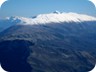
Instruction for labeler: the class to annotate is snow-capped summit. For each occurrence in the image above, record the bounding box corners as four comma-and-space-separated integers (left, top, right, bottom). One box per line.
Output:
6, 13, 96, 25
0, 12, 96, 32
5, 12, 96, 25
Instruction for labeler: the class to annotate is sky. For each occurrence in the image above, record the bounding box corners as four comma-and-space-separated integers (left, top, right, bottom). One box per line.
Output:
0, 0, 96, 18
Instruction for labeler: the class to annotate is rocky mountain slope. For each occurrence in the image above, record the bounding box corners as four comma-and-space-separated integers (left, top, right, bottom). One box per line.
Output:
0, 12, 96, 72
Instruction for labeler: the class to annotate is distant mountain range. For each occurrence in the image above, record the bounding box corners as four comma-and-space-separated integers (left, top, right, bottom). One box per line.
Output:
0, 12, 96, 72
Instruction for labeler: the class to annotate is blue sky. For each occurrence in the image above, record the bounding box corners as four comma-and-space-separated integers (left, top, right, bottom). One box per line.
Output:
0, 0, 96, 18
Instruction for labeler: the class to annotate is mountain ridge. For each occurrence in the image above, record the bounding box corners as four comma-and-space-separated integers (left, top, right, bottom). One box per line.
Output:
6, 12, 96, 25
0, 12, 96, 32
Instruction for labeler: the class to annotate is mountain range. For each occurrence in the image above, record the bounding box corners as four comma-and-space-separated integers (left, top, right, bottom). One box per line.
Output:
0, 11, 96, 72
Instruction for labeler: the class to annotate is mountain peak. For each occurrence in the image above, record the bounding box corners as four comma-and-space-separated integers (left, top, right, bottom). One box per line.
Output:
2, 12, 96, 26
